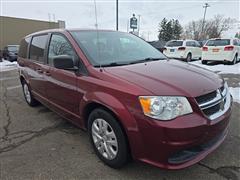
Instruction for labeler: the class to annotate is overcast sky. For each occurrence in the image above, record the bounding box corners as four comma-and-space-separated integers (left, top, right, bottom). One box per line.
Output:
1, 0, 240, 40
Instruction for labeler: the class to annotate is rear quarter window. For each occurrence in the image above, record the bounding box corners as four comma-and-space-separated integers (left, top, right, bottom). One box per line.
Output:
186, 41, 195, 47
19, 37, 31, 58
29, 34, 48, 62
166, 41, 183, 47
206, 39, 230, 46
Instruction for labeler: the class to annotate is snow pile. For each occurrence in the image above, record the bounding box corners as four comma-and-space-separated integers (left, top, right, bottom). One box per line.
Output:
190, 61, 240, 74
0, 59, 18, 72
229, 87, 240, 104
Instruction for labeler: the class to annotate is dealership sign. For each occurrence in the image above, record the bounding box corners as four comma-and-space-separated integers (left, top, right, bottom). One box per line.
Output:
130, 14, 137, 29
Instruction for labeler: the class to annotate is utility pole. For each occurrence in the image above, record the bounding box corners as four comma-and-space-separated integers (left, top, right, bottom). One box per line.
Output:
201, 3, 210, 38
116, 0, 119, 31
138, 14, 141, 36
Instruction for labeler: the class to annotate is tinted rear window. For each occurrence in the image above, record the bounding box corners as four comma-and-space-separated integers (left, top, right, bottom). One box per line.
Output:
19, 37, 31, 58
8, 46, 19, 52
166, 41, 183, 47
29, 34, 48, 62
206, 39, 230, 46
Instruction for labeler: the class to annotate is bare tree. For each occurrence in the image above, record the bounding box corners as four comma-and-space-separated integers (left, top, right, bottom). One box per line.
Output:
182, 15, 236, 40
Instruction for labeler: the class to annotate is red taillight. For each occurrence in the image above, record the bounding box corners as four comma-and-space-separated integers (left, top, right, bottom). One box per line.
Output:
224, 46, 234, 51
202, 46, 208, 51
178, 47, 186, 51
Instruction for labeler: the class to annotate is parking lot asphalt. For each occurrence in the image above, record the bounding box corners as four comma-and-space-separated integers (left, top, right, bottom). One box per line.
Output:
0, 69, 239, 180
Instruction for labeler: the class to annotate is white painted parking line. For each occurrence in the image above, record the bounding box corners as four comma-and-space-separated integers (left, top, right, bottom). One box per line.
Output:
7, 85, 22, 90
0, 76, 18, 81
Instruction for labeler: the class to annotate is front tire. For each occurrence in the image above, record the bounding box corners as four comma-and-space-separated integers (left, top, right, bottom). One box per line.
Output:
88, 108, 129, 168
22, 80, 38, 106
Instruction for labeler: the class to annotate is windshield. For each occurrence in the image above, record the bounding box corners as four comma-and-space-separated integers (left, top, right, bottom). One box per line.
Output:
8, 46, 19, 52
206, 39, 230, 46
70, 31, 167, 66
166, 40, 183, 47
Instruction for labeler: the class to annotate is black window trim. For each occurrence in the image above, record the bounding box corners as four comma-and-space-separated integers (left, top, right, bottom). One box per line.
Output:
26, 36, 32, 59
28, 33, 50, 64
47, 32, 88, 76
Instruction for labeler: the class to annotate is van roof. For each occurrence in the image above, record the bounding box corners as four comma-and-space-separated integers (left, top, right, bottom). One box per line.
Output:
25, 28, 117, 38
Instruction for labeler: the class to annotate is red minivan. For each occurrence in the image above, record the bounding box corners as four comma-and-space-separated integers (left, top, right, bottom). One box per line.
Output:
18, 29, 232, 169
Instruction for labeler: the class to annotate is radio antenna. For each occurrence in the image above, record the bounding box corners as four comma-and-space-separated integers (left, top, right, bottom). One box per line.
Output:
93, 0, 102, 71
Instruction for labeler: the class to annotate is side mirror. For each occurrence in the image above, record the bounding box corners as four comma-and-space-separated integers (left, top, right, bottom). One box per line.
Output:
53, 55, 78, 71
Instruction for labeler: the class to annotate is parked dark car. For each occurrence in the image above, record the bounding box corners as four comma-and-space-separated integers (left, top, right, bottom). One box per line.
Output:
148, 40, 166, 52
0, 50, 2, 62
18, 29, 232, 169
3, 45, 19, 62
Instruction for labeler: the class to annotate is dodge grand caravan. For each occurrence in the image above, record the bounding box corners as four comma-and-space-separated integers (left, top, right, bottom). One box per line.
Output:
18, 29, 232, 169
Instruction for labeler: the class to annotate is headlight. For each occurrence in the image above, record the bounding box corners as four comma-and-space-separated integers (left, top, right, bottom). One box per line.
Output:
139, 96, 193, 120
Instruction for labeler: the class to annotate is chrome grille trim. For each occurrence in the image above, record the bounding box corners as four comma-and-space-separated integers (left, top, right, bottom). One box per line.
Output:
208, 92, 231, 120
196, 82, 232, 120
199, 90, 223, 110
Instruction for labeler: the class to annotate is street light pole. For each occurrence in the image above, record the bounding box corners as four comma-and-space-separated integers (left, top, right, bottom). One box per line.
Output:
201, 3, 210, 38
116, 0, 119, 31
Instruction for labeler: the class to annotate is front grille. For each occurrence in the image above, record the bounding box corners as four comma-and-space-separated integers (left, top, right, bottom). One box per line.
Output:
196, 91, 217, 104
195, 83, 231, 120
202, 103, 221, 116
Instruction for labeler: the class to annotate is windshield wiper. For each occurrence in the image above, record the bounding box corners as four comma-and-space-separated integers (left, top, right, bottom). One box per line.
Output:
93, 57, 167, 67
94, 62, 130, 67
130, 57, 167, 64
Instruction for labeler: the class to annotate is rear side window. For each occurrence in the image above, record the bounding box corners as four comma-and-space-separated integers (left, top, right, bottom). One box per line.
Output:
19, 37, 31, 58
186, 41, 195, 47
8, 46, 19, 52
206, 39, 230, 46
166, 41, 183, 47
29, 34, 48, 62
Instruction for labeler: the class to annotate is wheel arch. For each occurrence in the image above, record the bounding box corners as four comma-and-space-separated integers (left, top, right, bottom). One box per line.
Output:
82, 100, 133, 159
81, 92, 139, 159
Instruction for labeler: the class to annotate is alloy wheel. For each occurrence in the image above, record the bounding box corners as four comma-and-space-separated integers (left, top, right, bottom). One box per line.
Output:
23, 83, 31, 103
91, 118, 118, 160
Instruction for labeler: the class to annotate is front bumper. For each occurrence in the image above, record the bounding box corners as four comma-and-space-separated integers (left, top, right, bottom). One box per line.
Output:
128, 99, 232, 169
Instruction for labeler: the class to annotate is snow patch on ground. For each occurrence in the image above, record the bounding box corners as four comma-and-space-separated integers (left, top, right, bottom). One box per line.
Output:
229, 87, 240, 104
190, 61, 240, 74
0, 59, 18, 72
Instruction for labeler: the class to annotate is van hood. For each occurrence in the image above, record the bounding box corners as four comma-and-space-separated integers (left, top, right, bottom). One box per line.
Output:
104, 60, 223, 97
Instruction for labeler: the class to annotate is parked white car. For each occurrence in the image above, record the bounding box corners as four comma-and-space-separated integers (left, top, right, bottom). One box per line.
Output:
163, 40, 202, 62
202, 38, 240, 65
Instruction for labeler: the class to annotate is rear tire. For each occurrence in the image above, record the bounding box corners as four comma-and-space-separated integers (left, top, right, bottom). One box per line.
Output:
22, 80, 39, 106
186, 53, 192, 62
230, 54, 237, 65
88, 108, 129, 168
202, 60, 208, 64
